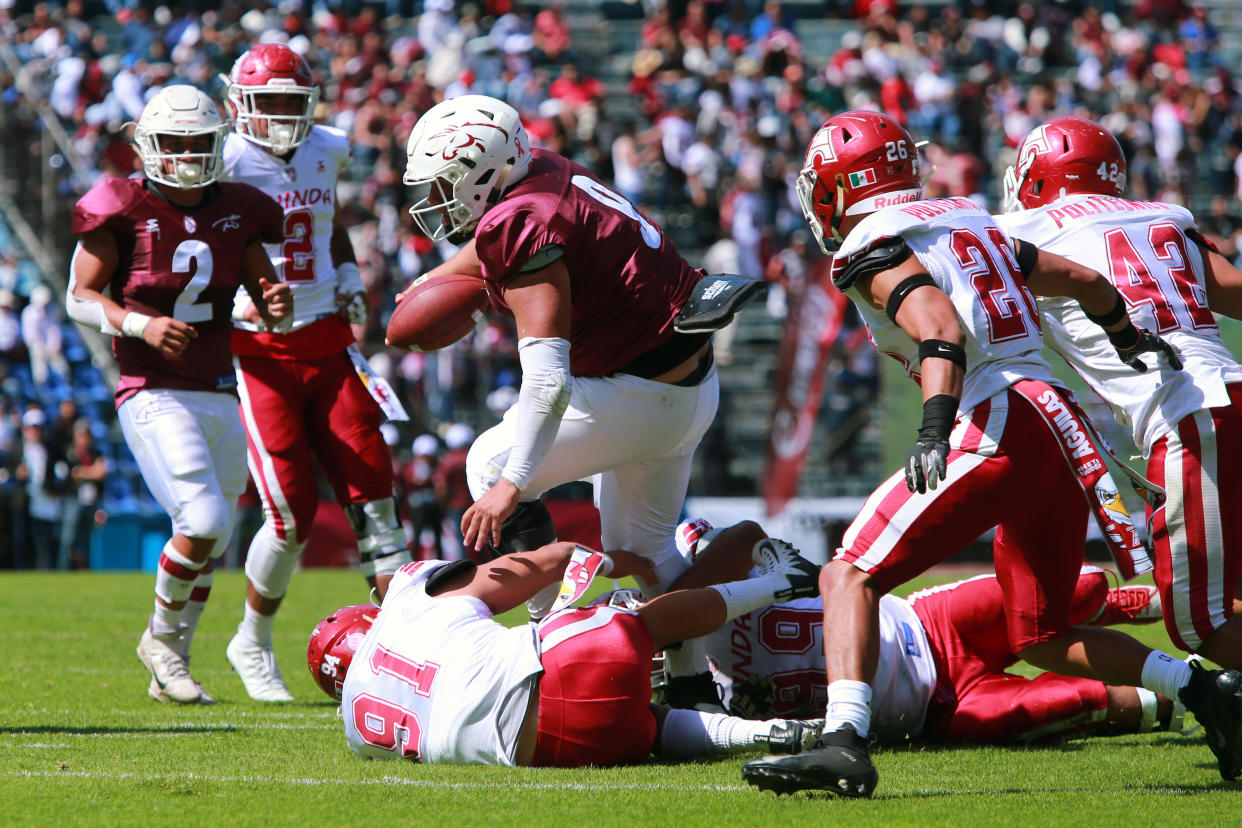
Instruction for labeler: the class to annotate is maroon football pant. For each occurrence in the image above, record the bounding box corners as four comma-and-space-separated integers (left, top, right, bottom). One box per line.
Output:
914, 569, 1112, 743
532, 606, 658, 768
235, 350, 393, 542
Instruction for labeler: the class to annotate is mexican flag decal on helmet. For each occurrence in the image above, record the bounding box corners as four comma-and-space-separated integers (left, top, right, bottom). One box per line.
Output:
848, 168, 877, 188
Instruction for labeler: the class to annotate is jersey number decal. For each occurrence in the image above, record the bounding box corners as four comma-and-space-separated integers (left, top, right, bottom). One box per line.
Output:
370, 646, 439, 697
352, 693, 423, 759
1104, 223, 1215, 333
171, 240, 214, 324
755, 606, 827, 716
571, 175, 661, 249
952, 227, 1040, 343
283, 208, 316, 282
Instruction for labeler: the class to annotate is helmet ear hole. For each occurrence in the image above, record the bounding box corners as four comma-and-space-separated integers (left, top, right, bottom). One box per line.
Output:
1031, 179, 1044, 196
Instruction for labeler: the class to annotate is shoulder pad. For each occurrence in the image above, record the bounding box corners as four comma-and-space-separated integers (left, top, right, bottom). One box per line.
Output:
425, 559, 478, 595
71, 178, 143, 235
829, 236, 913, 291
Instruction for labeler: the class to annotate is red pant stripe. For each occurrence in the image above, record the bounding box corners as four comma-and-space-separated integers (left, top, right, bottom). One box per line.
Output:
158, 554, 199, 582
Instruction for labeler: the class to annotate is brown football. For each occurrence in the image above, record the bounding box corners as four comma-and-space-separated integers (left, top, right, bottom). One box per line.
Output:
386, 273, 487, 351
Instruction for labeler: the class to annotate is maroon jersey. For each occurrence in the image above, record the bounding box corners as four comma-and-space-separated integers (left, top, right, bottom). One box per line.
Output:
72, 177, 283, 405
474, 149, 704, 377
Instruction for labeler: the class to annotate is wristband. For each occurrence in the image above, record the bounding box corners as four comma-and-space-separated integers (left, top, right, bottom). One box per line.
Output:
336, 261, 363, 293
1106, 320, 1142, 351
596, 551, 614, 577
918, 393, 959, 442
1084, 293, 1127, 327
121, 312, 153, 339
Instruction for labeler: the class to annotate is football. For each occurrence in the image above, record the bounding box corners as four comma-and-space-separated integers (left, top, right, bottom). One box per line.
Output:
386, 273, 487, 351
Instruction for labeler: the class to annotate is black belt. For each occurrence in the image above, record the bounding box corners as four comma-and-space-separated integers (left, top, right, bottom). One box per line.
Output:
618, 330, 713, 383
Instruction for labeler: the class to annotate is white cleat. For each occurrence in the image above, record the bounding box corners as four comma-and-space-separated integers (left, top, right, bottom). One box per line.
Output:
227, 633, 294, 702
137, 626, 203, 704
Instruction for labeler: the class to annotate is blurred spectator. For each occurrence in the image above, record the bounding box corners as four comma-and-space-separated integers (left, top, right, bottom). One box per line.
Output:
433, 422, 473, 562
532, 0, 572, 65
16, 407, 64, 570
0, 291, 24, 364
59, 418, 106, 570
403, 433, 443, 560
21, 285, 68, 385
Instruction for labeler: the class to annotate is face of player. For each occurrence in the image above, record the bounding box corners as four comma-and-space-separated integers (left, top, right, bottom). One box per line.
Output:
249, 92, 310, 139
156, 133, 214, 176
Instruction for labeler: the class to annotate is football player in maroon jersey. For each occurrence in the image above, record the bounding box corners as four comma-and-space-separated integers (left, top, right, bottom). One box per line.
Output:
67, 85, 291, 705
400, 94, 754, 704
219, 43, 411, 703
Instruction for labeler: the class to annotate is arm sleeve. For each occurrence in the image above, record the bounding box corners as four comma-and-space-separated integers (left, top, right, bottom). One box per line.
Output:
500, 336, 572, 491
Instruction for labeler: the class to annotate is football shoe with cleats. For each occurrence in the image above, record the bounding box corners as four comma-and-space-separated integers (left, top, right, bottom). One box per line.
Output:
742, 724, 878, 798
1090, 585, 1162, 626
751, 538, 821, 602
1178, 661, 1242, 781
227, 631, 294, 702
137, 625, 203, 705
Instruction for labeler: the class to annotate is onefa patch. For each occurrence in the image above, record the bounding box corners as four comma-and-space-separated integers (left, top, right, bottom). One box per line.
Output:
848, 168, 877, 188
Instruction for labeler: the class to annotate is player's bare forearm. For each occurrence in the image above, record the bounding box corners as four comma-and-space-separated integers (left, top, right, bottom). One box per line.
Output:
427, 238, 484, 280
1026, 247, 1120, 318
330, 206, 357, 268
437, 541, 579, 614
71, 229, 129, 332
1204, 248, 1242, 319
667, 521, 767, 590
240, 241, 291, 326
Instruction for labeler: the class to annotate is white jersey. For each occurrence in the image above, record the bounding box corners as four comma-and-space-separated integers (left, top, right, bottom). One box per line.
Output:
341, 561, 544, 765
222, 125, 351, 332
834, 197, 1057, 413
996, 195, 1242, 452
704, 593, 936, 743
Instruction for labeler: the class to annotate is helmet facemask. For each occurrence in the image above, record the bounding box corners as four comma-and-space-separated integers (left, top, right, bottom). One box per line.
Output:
229, 86, 320, 154
131, 88, 230, 189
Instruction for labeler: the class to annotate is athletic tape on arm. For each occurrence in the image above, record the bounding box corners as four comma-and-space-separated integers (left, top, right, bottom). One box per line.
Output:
500, 336, 572, 490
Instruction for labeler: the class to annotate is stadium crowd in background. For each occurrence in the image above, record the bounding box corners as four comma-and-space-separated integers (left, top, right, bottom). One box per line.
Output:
1, 0, 1242, 564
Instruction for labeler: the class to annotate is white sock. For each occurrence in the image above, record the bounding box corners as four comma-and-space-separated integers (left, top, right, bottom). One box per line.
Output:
1141, 650, 1192, 701
238, 604, 276, 649
178, 569, 214, 652
658, 709, 774, 759
710, 573, 788, 620
825, 679, 872, 738
151, 600, 181, 635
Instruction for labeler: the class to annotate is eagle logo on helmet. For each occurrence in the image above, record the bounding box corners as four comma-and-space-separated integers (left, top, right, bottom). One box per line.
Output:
430, 122, 513, 162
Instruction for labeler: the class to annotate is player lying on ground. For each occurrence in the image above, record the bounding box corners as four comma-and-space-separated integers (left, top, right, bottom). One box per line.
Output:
669, 520, 1187, 745
309, 539, 827, 766
68, 85, 292, 705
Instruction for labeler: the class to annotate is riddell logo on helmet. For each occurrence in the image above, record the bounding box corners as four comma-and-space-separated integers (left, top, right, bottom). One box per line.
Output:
872, 192, 920, 208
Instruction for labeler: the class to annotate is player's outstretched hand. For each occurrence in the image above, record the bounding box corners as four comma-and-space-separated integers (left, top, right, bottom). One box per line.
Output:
603, 549, 656, 587
1115, 328, 1183, 373
143, 315, 197, 357
462, 479, 521, 553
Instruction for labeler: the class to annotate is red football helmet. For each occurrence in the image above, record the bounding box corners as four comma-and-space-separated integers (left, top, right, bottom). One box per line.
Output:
797, 110, 922, 254
306, 604, 378, 701
227, 43, 320, 154
1003, 116, 1126, 213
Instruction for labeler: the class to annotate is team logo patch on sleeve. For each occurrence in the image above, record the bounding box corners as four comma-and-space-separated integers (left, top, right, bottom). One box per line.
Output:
848, 169, 877, 188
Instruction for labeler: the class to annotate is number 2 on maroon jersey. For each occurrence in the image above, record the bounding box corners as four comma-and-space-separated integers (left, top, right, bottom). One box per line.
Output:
283, 208, 315, 282
171, 240, 214, 324
1105, 223, 1215, 333
952, 227, 1039, 343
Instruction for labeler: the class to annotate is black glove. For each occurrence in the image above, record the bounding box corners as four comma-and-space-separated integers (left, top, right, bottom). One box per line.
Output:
905, 393, 958, 494
906, 435, 950, 494
1114, 327, 1184, 373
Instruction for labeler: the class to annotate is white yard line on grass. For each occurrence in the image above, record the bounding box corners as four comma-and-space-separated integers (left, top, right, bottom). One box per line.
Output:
1, 724, 337, 737
7, 769, 748, 793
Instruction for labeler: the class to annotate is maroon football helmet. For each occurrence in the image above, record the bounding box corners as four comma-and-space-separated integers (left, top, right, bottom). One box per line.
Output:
1003, 116, 1126, 213
306, 604, 378, 701
797, 110, 922, 253
226, 43, 320, 154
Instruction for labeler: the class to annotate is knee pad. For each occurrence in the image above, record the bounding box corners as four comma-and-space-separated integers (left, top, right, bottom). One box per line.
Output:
486, 499, 557, 560
346, 497, 411, 580
244, 524, 305, 599
178, 496, 233, 541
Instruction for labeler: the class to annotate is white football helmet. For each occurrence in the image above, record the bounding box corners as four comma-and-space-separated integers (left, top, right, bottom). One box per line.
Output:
132, 85, 230, 189
404, 95, 532, 243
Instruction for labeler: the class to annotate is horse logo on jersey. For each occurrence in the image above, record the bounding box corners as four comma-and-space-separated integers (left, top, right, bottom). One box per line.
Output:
212, 214, 241, 232
317, 160, 326, 173
430, 122, 512, 161
284, 166, 297, 182
183, 216, 196, 233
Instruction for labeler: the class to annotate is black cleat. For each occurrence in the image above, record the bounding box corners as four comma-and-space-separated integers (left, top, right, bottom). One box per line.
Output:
1179, 661, 1242, 781
742, 724, 878, 798
751, 538, 821, 602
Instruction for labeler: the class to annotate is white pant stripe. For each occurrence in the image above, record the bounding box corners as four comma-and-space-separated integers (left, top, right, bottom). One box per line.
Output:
234, 357, 297, 540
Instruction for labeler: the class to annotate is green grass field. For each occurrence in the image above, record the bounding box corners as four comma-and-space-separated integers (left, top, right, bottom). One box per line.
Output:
2, 567, 1239, 827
